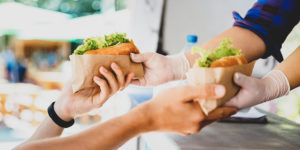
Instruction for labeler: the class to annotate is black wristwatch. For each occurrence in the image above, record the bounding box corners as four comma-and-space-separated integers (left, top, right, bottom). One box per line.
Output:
47, 102, 74, 128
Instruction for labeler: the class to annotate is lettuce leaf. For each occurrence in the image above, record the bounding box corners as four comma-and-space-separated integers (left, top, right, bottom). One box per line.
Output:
73, 33, 130, 55
103, 33, 130, 47
192, 39, 241, 67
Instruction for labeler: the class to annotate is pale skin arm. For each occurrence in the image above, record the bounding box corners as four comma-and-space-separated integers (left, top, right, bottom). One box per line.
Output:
15, 85, 237, 150
16, 106, 149, 150
25, 116, 64, 143
184, 26, 266, 66
17, 62, 134, 144
130, 27, 267, 86
274, 46, 300, 89
224, 45, 300, 109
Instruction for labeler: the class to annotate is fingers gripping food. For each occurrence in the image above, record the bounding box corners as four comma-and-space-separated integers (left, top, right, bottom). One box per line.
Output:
187, 39, 254, 115
70, 33, 144, 93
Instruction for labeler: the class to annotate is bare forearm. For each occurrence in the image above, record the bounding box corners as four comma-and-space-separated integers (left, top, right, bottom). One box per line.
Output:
275, 46, 300, 89
25, 116, 64, 142
185, 26, 266, 66
16, 102, 72, 149
76, 106, 150, 150
15, 116, 64, 150
16, 105, 151, 150
20, 101, 73, 143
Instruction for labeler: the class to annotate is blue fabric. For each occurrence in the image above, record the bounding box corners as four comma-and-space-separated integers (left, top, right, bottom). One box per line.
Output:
233, 0, 300, 62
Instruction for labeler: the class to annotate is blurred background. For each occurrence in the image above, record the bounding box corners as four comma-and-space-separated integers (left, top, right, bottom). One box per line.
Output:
0, 0, 299, 149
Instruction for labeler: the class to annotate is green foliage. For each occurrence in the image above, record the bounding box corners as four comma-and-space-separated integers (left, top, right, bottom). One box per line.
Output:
0, 0, 128, 17
192, 39, 242, 67
115, 0, 127, 11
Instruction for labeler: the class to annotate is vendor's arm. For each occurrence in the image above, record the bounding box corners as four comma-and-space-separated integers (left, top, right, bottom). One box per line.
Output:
184, 26, 266, 65
131, 26, 266, 86
15, 85, 236, 150
17, 63, 134, 143
274, 46, 300, 89
225, 46, 300, 109
130, 0, 300, 86
186, 0, 300, 66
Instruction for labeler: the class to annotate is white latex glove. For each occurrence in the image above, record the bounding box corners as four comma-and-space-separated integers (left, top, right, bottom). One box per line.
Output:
225, 70, 290, 109
130, 52, 190, 86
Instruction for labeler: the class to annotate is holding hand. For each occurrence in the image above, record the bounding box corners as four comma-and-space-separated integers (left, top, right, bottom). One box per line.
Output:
135, 85, 237, 135
130, 52, 190, 86
225, 70, 290, 109
54, 63, 134, 121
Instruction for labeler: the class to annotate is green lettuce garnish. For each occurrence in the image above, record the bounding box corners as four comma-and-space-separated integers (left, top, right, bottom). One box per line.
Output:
192, 39, 241, 67
73, 33, 130, 55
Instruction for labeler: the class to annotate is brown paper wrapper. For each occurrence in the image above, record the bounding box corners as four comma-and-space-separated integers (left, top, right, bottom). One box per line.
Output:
70, 55, 144, 93
186, 61, 255, 115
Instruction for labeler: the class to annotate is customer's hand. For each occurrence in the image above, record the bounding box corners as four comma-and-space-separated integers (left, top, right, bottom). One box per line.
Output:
225, 70, 290, 109
54, 63, 134, 121
130, 52, 190, 86
138, 85, 237, 135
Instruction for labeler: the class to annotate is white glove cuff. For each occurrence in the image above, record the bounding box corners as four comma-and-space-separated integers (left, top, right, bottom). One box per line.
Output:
263, 70, 290, 101
167, 52, 190, 80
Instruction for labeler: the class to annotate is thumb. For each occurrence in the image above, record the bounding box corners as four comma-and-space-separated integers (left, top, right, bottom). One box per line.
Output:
225, 72, 255, 109
130, 52, 153, 63
180, 84, 226, 102
233, 72, 253, 88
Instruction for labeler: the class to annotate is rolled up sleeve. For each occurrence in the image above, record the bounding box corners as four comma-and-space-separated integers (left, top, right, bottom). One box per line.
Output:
233, 0, 300, 62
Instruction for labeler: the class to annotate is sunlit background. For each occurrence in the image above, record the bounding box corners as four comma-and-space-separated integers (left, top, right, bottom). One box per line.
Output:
0, 0, 299, 149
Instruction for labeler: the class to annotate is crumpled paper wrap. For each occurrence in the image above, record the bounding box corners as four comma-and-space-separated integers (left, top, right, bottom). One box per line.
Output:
70, 55, 144, 93
186, 61, 255, 115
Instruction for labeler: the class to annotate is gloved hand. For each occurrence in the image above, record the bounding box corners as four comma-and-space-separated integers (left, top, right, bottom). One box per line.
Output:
225, 70, 290, 109
130, 52, 190, 86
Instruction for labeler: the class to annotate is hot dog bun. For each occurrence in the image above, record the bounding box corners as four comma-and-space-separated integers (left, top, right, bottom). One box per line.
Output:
84, 40, 140, 55
210, 55, 248, 68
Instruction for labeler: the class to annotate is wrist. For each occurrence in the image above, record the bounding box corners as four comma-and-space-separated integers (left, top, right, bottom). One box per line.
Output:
126, 102, 156, 133
262, 70, 290, 101
54, 101, 73, 122
167, 53, 190, 81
